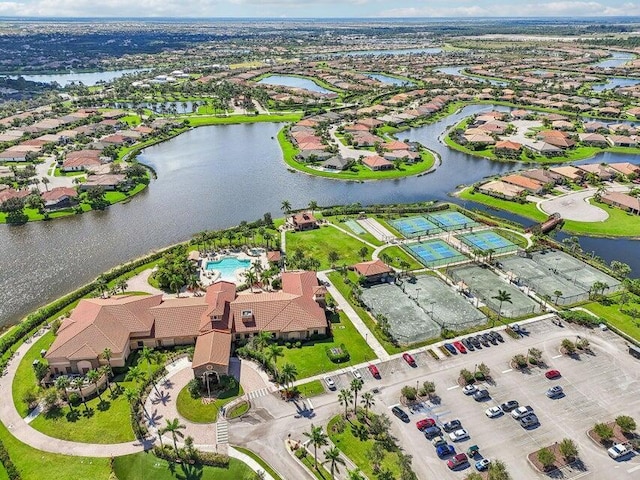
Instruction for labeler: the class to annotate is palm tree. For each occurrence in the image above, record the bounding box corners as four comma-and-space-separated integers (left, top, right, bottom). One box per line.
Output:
86, 369, 102, 402
338, 388, 353, 418
281, 200, 292, 215
350, 378, 364, 412
308, 200, 318, 213
328, 250, 340, 269
41, 177, 50, 192
303, 424, 328, 469
360, 391, 375, 418
280, 362, 298, 392
323, 446, 346, 479
347, 469, 366, 480
55, 375, 72, 410
101, 347, 114, 387
169, 274, 182, 297
163, 417, 186, 451
245, 269, 257, 293
266, 343, 284, 376
125, 365, 145, 385
116, 279, 128, 294
491, 290, 512, 326
72, 376, 88, 411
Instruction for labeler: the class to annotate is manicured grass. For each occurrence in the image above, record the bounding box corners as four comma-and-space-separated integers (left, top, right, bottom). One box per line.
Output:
563, 199, 640, 237
327, 415, 401, 479
494, 228, 530, 249
227, 401, 250, 419
279, 310, 375, 379
326, 217, 383, 246
458, 187, 549, 222
233, 446, 284, 480
0, 421, 111, 480
295, 380, 326, 398
327, 271, 402, 355
299, 452, 333, 480
583, 293, 640, 342
278, 128, 435, 181
187, 113, 302, 127
378, 246, 423, 271
13, 330, 55, 417
285, 225, 374, 271
113, 452, 254, 480
175, 383, 243, 423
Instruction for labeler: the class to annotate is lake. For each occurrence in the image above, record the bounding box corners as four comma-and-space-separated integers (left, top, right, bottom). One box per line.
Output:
257, 75, 332, 94
0, 105, 638, 326
434, 66, 507, 86
592, 77, 640, 92
595, 52, 635, 69
367, 73, 415, 86
339, 47, 442, 56
14, 69, 145, 86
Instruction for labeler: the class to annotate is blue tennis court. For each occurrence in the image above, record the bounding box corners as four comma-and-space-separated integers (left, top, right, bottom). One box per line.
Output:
457, 230, 517, 254
406, 239, 467, 267
390, 216, 442, 238
428, 211, 479, 231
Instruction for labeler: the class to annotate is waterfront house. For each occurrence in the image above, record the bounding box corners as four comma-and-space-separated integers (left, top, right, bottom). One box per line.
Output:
41, 187, 78, 210
601, 191, 640, 215
289, 211, 318, 231
361, 155, 394, 171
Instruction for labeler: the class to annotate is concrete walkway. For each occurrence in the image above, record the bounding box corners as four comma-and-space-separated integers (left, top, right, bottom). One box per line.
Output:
0, 329, 146, 457
126, 269, 165, 296
316, 271, 389, 361
538, 184, 629, 222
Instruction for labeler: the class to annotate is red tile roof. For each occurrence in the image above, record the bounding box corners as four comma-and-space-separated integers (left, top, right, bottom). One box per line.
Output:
353, 259, 393, 277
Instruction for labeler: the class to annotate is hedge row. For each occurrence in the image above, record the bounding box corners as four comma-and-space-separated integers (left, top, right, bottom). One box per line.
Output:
130, 366, 168, 439
152, 445, 229, 468
0, 440, 21, 480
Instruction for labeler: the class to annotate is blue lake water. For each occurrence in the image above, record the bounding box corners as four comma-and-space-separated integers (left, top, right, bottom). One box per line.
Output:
592, 77, 640, 92
595, 52, 635, 69
434, 65, 507, 86
339, 47, 442, 56
257, 75, 332, 94
14, 69, 145, 86
367, 73, 415, 86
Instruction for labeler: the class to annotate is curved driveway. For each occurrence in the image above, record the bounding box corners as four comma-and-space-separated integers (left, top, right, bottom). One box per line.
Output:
539, 185, 629, 222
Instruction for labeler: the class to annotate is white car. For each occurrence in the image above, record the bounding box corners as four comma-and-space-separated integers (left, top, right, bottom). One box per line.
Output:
449, 429, 470, 442
323, 376, 336, 390
462, 385, 477, 395
485, 406, 503, 418
511, 405, 533, 419
608, 444, 630, 459
352, 368, 363, 380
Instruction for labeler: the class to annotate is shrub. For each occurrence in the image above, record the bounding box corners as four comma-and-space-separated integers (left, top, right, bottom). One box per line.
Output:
559, 438, 578, 461
68, 392, 81, 407
537, 447, 556, 470
295, 448, 307, 459
325, 344, 350, 363
593, 423, 614, 442
294, 341, 302, 348
460, 369, 474, 384
512, 354, 527, 369
561, 339, 576, 354
401, 386, 417, 401
616, 415, 637, 434
187, 378, 202, 399
558, 310, 601, 328
0, 439, 21, 480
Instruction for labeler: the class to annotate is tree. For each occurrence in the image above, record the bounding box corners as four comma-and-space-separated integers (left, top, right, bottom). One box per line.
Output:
357, 246, 369, 261
328, 250, 340, 268
347, 469, 366, 480
361, 391, 375, 418
527, 347, 542, 364
72, 376, 89, 412
487, 459, 512, 480
101, 348, 115, 390
55, 375, 72, 410
32, 360, 49, 383
464, 473, 483, 480
615, 415, 637, 434
266, 343, 284, 376
280, 362, 298, 391
512, 354, 527, 369
41, 176, 50, 191
323, 446, 345, 479
308, 200, 318, 213
559, 438, 578, 461
163, 417, 186, 451
253, 331, 272, 352
610, 260, 631, 279
537, 447, 556, 470
86, 369, 103, 402
593, 422, 614, 442
139, 347, 160, 393
303, 424, 328, 469
401, 385, 417, 401
116, 279, 128, 294
281, 200, 292, 215
477, 363, 490, 379
420, 380, 436, 399
366, 442, 385, 473
338, 388, 353, 418
125, 365, 145, 385
491, 290, 512, 325
376, 468, 394, 480
245, 269, 257, 293
350, 378, 363, 412
553, 290, 563, 304
561, 338, 576, 355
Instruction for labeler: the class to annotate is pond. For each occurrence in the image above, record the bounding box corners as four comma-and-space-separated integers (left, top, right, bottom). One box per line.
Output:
257, 75, 332, 94
592, 77, 640, 92
14, 69, 145, 86
594, 52, 635, 69
366, 73, 415, 86
434, 66, 507, 86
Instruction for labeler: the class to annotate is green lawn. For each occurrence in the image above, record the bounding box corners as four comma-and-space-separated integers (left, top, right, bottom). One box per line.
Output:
113, 452, 254, 480
175, 383, 243, 423
0, 421, 110, 480
563, 199, 640, 237
327, 218, 383, 246
583, 293, 640, 342
458, 187, 547, 222
285, 225, 373, 271
0, 464, 8, 480
327, 416, 401, 479
278, 128, 435, 181
279, 311, 375, 379
232, 447, 283, 480
378, 246, 423, 271
187, 113, 302, 127
13, 331, 55, 417
295, 380, 326, 397
299, 452, 333, 480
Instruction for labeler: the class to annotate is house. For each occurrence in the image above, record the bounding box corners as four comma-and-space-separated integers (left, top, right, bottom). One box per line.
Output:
607, 135, 636, 148
494, 141, 522, 155
501, 174, 544, 194
521, 169, 563, 185
383, 150, 420, 162
361, 155, 394, 171
0, 145, 40, 161
463, 133, 495, 145
79, 174, 127, 191
41, 187, 78, 210
549, 166, 584, 182
289, 211, 318, 231
322, 155, 352, 170
608, 162, 640, 177
578, 133, 608, 147
601, 191, 640, 215
0, 188, 29, 205
352, 259, 394, 284
537, 131, 575, 149
62, 150, 104, 172
45, 271, 328, 378
577, 164, 614, 181
478, 180, 525, 200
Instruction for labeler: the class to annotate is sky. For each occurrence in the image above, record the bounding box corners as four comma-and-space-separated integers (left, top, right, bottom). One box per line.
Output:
0, 0, 638, 18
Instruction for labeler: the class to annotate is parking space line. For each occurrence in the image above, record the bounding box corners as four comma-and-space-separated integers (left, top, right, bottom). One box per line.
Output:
552, 354, 562, 359
501, 368, 513, 373
628, 464, 640, 473
447, 385, 459, 390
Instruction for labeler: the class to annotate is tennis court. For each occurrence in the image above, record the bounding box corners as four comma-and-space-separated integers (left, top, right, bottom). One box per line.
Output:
390, 216, 442, 238
344, 219, 366, 235
428, 211, 479, 231
457, 230, 518, 254
406, 240, 467, 268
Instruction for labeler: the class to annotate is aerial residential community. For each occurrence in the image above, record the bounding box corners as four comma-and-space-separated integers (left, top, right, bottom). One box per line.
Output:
1, 8, 640, 480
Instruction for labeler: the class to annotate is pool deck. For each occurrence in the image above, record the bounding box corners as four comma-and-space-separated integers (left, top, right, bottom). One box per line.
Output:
199, 249, 268, 286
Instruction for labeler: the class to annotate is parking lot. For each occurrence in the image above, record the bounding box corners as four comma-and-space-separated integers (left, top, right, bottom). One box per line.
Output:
323, 319, 640, 479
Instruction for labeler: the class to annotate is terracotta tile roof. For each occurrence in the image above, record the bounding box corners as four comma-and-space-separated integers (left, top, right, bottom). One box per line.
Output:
501, 174, 543, 191
282, 270, 321, 297
362, 155, 393, 169
0, 188, 29, 204
192, 330, 232, 368
41, 187, 77, 203
353, 259, 393, 277
150, 298, 208, 339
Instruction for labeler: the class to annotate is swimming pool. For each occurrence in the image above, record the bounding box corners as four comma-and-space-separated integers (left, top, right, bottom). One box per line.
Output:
205, 257, 251, 280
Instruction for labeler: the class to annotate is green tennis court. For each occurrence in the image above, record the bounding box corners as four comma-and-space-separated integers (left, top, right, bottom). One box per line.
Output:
390, 216, 442, 238
457, 230, 517, 254
344, 219, 366, 235
407, 239, 467, 267
427, 211, 479, 231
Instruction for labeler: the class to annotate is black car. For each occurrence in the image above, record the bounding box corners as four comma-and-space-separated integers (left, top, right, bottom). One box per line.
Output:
462, 338, 475, 352
483, 333, 498, 345
519, 414, 539, 428
392, 406, 410, 423
423, 426, 442, 439
477, 334, 490, 347
469, 336, 481, 348
490, 331, 504, 343
473, 389, 490, 401
442, 419, 462, 432
500, 400, 519, 412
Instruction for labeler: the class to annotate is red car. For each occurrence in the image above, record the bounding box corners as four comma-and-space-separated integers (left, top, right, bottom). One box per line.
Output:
368, 364, 380, 378
416, 418, 436, 431
447, 452, 469, 469
402, 353, 416, 366
453, 341, 467, 354
545, 369, 561, 379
